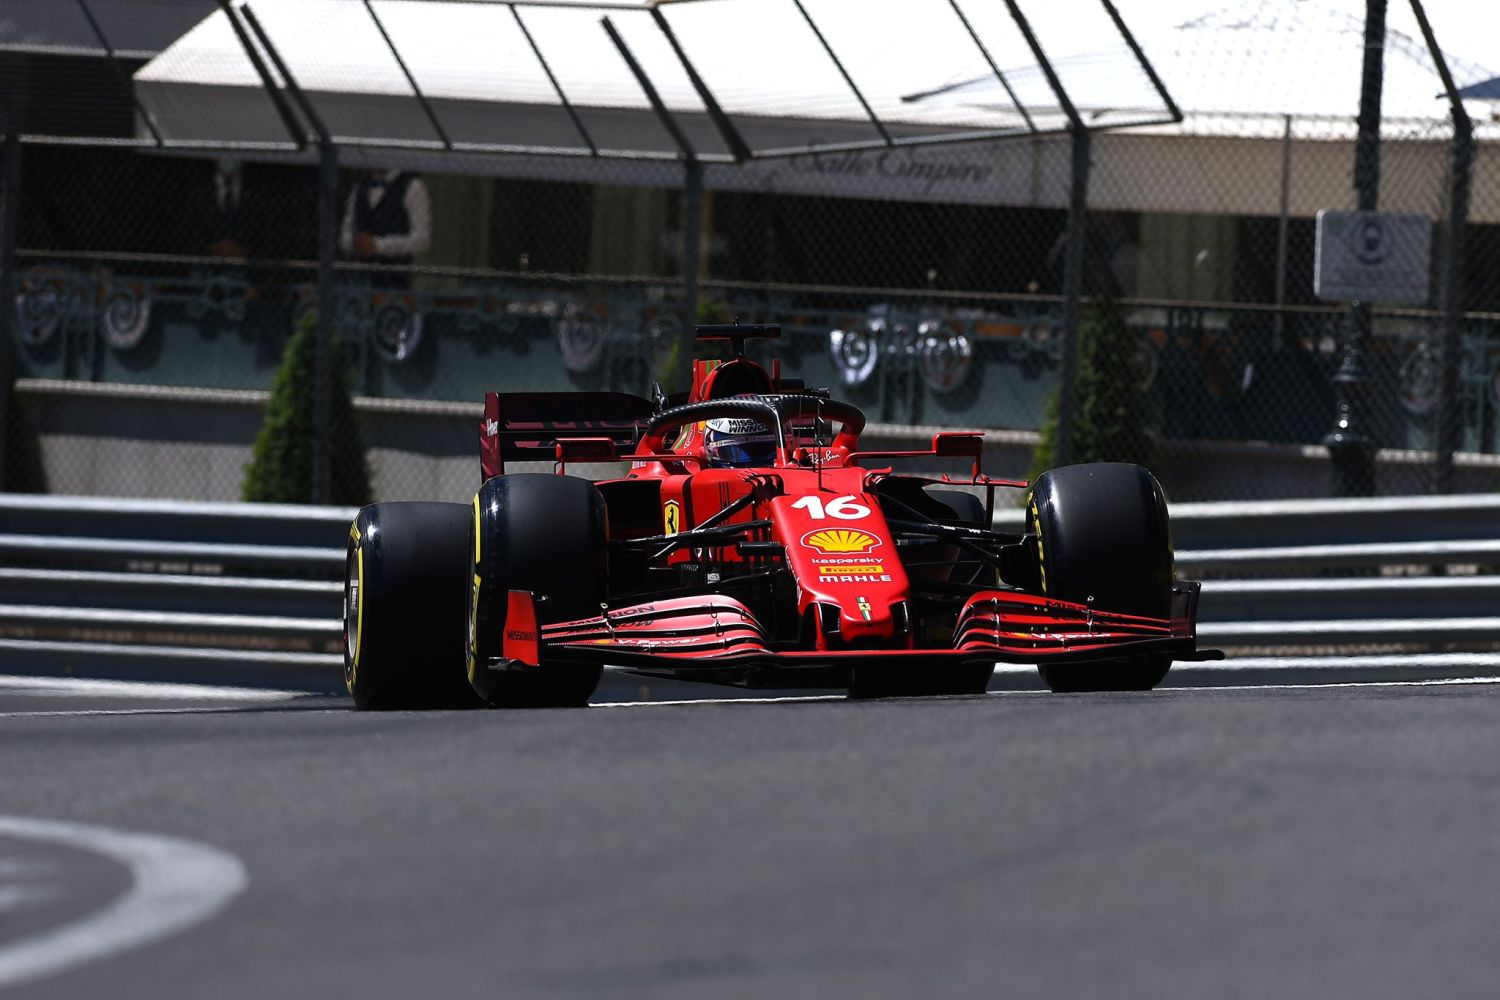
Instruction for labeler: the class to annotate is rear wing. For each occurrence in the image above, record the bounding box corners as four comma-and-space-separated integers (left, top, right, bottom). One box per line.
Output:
481, 391, 654, 479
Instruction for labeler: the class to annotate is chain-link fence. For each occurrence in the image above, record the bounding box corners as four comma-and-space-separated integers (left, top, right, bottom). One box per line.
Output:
3, 0, 1499, 505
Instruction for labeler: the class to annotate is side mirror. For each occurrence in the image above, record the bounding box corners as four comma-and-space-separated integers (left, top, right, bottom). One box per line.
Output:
932, 433, 983, 458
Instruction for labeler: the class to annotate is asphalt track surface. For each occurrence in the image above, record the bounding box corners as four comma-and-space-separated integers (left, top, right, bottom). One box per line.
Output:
3, 675, 1500, 999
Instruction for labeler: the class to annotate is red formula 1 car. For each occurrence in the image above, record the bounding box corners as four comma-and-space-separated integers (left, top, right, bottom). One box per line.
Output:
343, 324, 1219, 709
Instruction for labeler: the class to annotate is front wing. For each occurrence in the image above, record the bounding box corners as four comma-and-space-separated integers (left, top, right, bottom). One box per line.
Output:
490, 584, 1221, 689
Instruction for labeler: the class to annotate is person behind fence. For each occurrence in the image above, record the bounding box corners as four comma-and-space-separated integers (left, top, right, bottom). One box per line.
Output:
179, 158, 262, 345
339, 168, 432, 289
202, 157, 251, 259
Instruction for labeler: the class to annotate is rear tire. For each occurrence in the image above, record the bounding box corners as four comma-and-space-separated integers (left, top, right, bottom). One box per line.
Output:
345, 502, 483, 710
1026, 463, 1174, 693
467, 474, 606, 708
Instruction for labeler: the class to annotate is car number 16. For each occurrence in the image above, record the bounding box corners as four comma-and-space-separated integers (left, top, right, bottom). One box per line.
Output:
790, 495, 871, 520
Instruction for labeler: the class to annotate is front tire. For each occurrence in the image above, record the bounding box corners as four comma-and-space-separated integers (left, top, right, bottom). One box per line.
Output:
1026, 463, 1174, 693
345, 502, 483, 710
467, 474, 607, 708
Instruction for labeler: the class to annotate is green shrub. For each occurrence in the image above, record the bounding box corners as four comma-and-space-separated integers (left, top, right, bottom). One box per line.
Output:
2, 370, 47, 494
242, 314, 371, 505
1030, 297, 1157, 481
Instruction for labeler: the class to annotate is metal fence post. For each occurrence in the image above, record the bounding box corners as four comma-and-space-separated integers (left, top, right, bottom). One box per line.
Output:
1273, 115, 1292, 346
239, 3, 335, 503
999, 0, 1093, 470
1433, 120, 1473, 494
1056, 127, 1091, 469
681, 160, 703, 388
0, 131, 19, 487
1410, 0, 1474, 495
1325, 0, 1386, 497
315, 143, 338, 505
601, 15, 699, 393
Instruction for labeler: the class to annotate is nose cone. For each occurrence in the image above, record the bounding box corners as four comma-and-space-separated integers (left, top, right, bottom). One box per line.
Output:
839, 593, 892, 642
768, 485, 912, 649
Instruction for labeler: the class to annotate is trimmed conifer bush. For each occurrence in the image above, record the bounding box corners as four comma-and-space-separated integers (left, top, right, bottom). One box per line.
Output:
2, 361, 47, 493
1030, 297, 1157, 481
242, 314, 371, 505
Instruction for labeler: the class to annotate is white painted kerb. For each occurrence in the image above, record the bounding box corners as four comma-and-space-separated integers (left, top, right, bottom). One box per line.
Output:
0, 817, 248, 990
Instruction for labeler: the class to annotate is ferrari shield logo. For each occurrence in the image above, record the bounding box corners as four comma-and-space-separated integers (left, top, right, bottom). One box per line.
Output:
857, 596, 873, 622
663, 500, 681, 536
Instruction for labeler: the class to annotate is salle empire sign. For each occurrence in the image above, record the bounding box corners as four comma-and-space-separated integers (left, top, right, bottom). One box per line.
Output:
787, 149, 995, 196
481, 142, 1004, 206
709, 146, 1001, 206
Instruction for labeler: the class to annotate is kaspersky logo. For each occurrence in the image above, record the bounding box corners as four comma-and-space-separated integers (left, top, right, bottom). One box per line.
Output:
802, 529, 880, 554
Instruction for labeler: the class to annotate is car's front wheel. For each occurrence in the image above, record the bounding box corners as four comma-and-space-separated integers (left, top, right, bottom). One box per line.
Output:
467, 474, 607, 708
1025, 463, 1174, 693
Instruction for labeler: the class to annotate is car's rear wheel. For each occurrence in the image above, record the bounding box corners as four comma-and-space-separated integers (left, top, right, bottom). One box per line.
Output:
345, 501, 484, 710
847, 661, 994, 700
467, 474, 606, 708
1026, 463, 1174, 693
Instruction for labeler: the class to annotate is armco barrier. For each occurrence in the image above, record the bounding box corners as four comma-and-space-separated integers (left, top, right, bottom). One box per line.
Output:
0, 492, 1496, 689
0, 494, 352, 688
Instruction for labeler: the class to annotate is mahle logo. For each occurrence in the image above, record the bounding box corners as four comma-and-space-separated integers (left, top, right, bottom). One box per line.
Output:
802, 528, 880, 554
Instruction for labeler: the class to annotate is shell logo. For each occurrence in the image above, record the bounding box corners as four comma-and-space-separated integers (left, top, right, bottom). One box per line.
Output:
802, 528, 881, 554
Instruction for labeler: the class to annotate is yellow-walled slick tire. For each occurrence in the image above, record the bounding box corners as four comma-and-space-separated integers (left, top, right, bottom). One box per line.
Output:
345, 501, 483, 711
467, 474, 605, 709
1026, 463, 1174, 693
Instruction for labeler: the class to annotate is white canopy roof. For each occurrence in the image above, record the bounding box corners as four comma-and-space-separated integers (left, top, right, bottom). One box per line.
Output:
131, 0, 1176, 158
913, 0, 1500, 140
126, 0, 1500, 221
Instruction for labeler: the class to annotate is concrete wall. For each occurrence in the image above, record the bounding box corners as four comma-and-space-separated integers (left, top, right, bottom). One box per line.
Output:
13, 379, 1500, 505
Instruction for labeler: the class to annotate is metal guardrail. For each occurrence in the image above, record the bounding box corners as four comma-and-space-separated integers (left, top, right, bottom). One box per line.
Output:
0, 494, 356, 553
0, 492, 1495, 688
1170, 493, 1500, 553
0, 494, 352, 687
1179, 540, 1500, 573
996, 492, 1500, 551
0, 604, 336, 649
0, 535, 346, 572
0, 568, 340, 617
1198, 575, 1500, 621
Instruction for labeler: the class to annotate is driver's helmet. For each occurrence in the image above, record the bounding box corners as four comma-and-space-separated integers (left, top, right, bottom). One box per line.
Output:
703, 415, 777, 468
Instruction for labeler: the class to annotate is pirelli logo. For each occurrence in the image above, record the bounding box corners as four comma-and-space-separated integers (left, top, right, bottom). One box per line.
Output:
818, 564, 883, 576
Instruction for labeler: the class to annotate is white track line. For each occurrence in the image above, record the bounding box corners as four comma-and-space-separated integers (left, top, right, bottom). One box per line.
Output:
1186, 653, 1500, 671
593, 675, 1500, 708
1189, 675, 1500, 693
593, 693, 845, 709
0, 816, 248, 990
0, 706, 323, 720
0, 675, 305, 701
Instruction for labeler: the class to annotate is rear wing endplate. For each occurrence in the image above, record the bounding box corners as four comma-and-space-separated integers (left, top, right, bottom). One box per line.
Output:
481, 391, 654, 479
